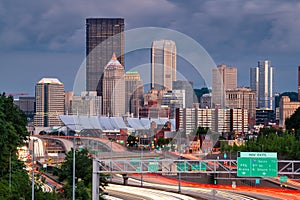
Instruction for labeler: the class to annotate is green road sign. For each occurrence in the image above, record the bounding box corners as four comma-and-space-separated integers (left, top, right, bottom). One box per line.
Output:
130, 158, 140, 166
136, 166, 141, 172
177, 162, 188, 172
191, 162, 207, 171
280, 176, 288, 183
148, 162, 159, 172
237, 157, 278, 177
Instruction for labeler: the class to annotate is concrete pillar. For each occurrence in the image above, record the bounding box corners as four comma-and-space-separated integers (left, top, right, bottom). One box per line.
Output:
92, 159, 99, 200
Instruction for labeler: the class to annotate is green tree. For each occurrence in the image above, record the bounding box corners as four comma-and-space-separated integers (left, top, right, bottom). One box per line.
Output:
285, 107, 300, 131
194, 87, 210, 103
0, 93, 56, 199
127, 135, 138, 147
196, 126, 209, 149
58, 148, 108, 199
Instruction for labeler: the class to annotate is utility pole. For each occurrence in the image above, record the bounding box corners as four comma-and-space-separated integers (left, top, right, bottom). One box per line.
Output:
31, 139, 37, 200
110, 139, 112, 182
9, 151, 11, 194
72, 134, 77, 200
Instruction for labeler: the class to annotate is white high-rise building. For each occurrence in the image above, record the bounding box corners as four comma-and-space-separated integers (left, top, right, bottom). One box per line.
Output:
250, 60, 274, 109
151, 40, 176, 90
102, 53, 125, 117
34, 78, 65, 127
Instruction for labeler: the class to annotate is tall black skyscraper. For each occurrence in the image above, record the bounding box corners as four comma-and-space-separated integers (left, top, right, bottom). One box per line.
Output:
86, 18, 124, 93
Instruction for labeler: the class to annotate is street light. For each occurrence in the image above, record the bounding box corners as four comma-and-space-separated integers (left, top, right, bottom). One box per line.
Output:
31, 138, 38, 200
72, 133, 78, 200
109, 138, 112, 182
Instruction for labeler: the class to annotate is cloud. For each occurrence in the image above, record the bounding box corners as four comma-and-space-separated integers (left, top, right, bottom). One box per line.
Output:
0, 0, 299, 93
0, 0, 177, 52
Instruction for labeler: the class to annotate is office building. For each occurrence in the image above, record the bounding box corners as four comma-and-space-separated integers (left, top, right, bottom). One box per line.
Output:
279, 96, 300, 128
200, 93, 212, 109
71, 91, 102, 116
212, 64, 237, 108
102, 53, 125, 116
14, 97, 35, 123
173, 80, 196, 108
64, 91, 73, 115
151, 40, 176, 90
250, 60, 274, 109
196, 108, 214, 129
225, 87, 256, 126
34, 78, 65, 127
143, 89, 165, 106
125, 71, 144, 117
230, 108, 248, 134
86, 18, 124, 94
298, 66, 300, 101
176, 108, 248, 135
161, 90, 185, 118
256, 109, 276, 126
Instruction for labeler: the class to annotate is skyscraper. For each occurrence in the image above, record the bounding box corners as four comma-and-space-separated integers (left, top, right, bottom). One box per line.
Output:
173, 80, 196, 108
14, 97, 35, 123
102, 53, 125, 116
71, 91, 102, 116
298, 66, 300, 101
86, 18, 124, 93
225, 87, 256, 127
151, 40, 176, 90
212, 64, 237, 108
250, 60, 274, 109
34, 78, 65, 127
125, 71, 144, 117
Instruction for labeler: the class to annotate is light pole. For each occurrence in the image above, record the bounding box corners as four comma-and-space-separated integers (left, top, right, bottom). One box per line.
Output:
140, 133, 144, 187
31, 138, 37, 200
110, 138, 112, 182
72, 133, 78, 200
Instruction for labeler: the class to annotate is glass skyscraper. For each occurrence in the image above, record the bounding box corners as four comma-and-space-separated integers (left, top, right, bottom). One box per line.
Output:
86, 18, 124, 94
250, 60, 274, 109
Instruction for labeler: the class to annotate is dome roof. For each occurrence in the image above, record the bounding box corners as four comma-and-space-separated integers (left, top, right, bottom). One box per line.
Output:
105, 53, 123, 69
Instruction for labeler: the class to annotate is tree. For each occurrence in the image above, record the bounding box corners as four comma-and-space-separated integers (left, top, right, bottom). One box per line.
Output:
194, 87, 210, 103
196, 126, 209, 149
285, 107, 300, 131
58, 148, 108, 199
0, 93, 56, 199
127, 135, 138, 147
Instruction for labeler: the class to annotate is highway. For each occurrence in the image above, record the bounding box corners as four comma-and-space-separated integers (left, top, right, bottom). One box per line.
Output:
106, 175, 263, 200
105, 184, 198, 200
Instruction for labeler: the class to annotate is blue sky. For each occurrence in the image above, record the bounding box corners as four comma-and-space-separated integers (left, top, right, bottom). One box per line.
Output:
1, 0, 299, 96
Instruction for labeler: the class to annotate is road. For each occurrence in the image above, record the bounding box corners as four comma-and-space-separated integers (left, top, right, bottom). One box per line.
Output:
107, 175, 262, 200
105, 184, 198, 200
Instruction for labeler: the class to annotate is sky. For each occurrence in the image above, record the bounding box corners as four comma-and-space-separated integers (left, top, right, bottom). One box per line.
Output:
1, 0, 300, 96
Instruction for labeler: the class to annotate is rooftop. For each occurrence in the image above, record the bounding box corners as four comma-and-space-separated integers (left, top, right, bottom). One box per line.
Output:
37, 78, 63, 85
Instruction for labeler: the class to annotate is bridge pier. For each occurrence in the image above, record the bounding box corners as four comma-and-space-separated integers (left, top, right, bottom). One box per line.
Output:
92, 159, 99, 200
122, 174, 128, 185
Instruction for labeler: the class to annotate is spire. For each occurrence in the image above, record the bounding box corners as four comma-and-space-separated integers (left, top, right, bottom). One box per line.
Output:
111, 53, 117, 61
105, 52, 123, 69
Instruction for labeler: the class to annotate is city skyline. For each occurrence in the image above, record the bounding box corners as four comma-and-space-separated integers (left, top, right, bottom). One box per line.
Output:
1, 0, 300, 95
